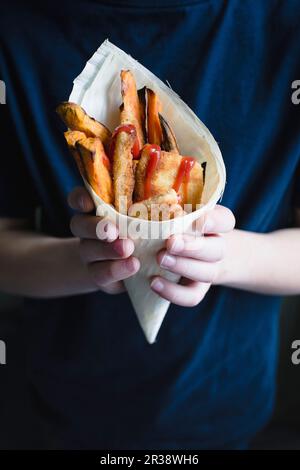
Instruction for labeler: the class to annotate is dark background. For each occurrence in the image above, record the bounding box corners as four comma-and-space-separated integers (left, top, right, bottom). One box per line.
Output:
0, 292, 299, 449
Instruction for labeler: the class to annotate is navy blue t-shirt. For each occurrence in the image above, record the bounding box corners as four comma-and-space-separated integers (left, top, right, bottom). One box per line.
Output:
0, 0, 300, 449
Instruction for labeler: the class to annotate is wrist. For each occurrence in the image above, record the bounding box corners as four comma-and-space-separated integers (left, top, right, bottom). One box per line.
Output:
213, 229, 255, 287
213, 229, 272, 290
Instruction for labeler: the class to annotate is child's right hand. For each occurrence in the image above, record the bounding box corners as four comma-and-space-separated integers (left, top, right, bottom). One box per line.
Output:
68, 187, 140, 294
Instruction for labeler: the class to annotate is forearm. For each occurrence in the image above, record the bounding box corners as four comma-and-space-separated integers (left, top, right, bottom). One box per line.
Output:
0, 227, 96, 298
217, 228, 300, 295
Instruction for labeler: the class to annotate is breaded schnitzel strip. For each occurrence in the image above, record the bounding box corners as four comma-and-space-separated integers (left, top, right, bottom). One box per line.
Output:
135, 148, 203, 209
128, 189, 183, 220
113, 131, 136, 213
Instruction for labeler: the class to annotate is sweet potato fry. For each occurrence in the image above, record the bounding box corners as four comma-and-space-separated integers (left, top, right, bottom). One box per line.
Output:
146, 88, 179, 153
120, 70, 145, 149
75, 136, 113, 204
64, 130, 87, 179
146, 88, 163, 146
56, 102, 111, 150
134, 148, 203, 209
112, 71, 146, 213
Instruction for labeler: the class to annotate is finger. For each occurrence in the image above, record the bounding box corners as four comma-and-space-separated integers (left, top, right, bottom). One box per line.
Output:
194, 205, 235, 234
88, 256, 140, 287
79, 238, 135, 263
68, 186, 95, 213
101, 281, 126, 295
150, 276, 210, 306
70, 214, 118, 241
166, 233, 225, 262
157, 250, 217, 283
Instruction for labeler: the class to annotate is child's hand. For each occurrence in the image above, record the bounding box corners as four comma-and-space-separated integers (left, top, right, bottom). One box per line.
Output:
151, 205, 235, 306
68, 187, 140, 294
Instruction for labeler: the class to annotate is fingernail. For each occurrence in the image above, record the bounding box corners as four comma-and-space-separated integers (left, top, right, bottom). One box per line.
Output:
169, 237, 184, 254
151, 278, 164, 292
160, 253, 176, 268
125, 257, 138, 272
203, 218, 214, 233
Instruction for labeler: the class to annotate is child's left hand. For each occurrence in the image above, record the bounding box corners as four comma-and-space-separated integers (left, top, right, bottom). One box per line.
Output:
151, 205, 235, 306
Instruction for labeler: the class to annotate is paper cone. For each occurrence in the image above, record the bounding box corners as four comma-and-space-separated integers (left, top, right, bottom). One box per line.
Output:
69, 39, 226, 343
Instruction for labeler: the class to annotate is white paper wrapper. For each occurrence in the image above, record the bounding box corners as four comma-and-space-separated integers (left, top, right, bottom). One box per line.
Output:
69, 39, 226, 344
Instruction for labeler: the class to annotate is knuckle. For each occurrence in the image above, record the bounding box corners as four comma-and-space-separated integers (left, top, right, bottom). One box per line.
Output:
194, 235, 205, 255
215, 236, 226, 260
88, 264, 104, 288
106, 262, 118, 283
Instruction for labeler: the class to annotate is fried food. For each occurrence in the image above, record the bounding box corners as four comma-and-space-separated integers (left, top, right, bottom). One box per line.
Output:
134, 148, 203, 209
128, 189, 183, 220
58, 69, 205, 218
120, 70, 145, 149
159, 114, 179, 153
64, 130, 87, 178
63, 131, 113, 204
56, 102, 111, 151
112, 130, 136, 213
146, 88, 179, 153
146, 88, 162, 146
112, 70, 147, 213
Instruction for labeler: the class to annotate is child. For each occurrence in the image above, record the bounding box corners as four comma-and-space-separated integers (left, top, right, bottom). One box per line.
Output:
0, 0, 299, 450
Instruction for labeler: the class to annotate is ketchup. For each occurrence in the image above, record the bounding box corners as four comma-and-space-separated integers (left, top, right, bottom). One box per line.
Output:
109, 124, 140, 161
102, 153, 111, 171
173, 156, 196, 203
143, 144, 161, 199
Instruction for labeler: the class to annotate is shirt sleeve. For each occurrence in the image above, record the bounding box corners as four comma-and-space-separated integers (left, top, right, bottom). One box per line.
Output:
0, 105, 39, 219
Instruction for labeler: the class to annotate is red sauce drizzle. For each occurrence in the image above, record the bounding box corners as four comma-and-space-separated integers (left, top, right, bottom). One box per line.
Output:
109, 124, 140, 161
102, 153, 111, 171
143, 144, 161, 200
173, 156, 196, 203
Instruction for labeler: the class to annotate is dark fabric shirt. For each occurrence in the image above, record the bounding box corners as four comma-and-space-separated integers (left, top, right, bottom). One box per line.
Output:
0, 0, 299, 449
